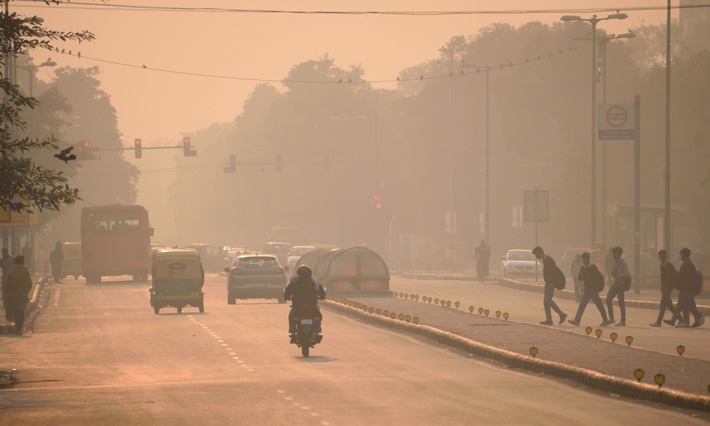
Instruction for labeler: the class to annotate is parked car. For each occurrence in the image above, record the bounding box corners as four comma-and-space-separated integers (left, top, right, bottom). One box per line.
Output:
224, 254, 288, 304
500, 249, 539, 278
286, 245, 317, 271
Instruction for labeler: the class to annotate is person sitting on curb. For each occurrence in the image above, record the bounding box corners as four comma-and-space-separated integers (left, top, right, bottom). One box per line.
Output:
7, 255, 33, 335
568, 252, 614, 327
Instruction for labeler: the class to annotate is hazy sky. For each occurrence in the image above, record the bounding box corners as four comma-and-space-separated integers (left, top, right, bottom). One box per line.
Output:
14, 1, 670, 144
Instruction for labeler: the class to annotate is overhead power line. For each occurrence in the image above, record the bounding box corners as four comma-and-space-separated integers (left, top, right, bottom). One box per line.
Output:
12, 1, 710, 15
53, 42, 591, 85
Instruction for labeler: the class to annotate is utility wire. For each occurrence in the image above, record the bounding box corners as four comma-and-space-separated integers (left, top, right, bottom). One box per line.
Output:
54, 42, 590, 85
12, 1, 710, 15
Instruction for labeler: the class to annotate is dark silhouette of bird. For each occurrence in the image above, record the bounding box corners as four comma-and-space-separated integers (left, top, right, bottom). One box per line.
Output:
54, 146, 76, 164
142, 64, 147, 68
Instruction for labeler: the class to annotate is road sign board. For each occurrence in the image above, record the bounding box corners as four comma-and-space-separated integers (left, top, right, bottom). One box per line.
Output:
524, 190, 549, 223
598, 103, 636, 140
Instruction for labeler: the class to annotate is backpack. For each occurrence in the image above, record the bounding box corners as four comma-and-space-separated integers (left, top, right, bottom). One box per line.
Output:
554, 265, 566, 290
694, 271, 704, 296
587, 265, 605, 292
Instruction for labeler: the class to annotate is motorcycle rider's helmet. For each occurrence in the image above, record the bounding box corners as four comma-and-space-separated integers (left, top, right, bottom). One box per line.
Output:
296, 265, 312, 279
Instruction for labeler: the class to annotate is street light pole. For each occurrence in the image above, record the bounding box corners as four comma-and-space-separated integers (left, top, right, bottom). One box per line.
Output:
664, 0, 672, 252
561, 13, 628, 246
599, 33, 634, 246
19, 59, 57, 97
439, 46, 461, 238
484, 65, 490, 244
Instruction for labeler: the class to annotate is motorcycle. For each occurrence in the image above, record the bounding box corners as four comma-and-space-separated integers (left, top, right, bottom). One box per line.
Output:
291, 304, 323, 357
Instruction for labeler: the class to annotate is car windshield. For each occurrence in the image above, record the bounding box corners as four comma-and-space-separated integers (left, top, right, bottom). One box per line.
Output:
238, 257, 278, 268
508, 251, 536, 261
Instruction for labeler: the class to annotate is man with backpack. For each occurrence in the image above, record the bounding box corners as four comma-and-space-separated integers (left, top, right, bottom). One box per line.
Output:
671, 248, 704, 328
532, 246, 567, 326
568, 252, 614, 326
650, 249, 678, 327
606, 246, 631, 326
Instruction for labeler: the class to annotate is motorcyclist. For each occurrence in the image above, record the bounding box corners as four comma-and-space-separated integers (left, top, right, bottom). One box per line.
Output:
284, 265, 325, 343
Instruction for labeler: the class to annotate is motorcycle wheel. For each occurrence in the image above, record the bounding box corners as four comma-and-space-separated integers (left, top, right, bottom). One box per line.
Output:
301, 344, 309, 357
153, 307, 159, 314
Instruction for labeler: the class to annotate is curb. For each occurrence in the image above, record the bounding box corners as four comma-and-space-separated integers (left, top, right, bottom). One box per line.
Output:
322, 299, 710, 413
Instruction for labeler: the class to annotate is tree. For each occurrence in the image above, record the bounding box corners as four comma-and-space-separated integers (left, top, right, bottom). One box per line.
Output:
0, 6, 93, 214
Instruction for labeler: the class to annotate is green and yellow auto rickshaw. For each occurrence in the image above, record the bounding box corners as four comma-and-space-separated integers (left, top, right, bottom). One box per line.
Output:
150, 249, 204, 314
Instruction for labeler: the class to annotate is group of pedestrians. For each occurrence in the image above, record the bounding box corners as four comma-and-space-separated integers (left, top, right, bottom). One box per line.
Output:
1, 248, 34, 335
533, 245, 705, 328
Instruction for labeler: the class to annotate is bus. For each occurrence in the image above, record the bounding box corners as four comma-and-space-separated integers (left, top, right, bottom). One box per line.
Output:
81, 204, 153, 283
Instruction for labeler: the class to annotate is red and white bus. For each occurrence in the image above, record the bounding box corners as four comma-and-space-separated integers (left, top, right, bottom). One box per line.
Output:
81, 204, 153, 283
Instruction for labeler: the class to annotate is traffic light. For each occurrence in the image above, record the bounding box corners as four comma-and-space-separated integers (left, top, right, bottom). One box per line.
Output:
275, 154, 282, 173
82, 140, 90, 149
374, 194, 382, 209
182, 136, 197, 157
134, 138, 142, 159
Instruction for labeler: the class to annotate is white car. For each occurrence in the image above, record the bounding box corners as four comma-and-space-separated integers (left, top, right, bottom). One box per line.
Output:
500, 249, 539, 278
286, 245, 317, 271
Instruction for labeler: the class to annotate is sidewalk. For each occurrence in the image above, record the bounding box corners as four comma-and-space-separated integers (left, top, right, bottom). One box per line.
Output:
401, 270, 710, 314
322, 293, 710, 413
0, 275, 47, 335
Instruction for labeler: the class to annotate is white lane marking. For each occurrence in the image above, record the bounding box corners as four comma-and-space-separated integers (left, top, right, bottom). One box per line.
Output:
229, 352, 236, 356
52, 288, 60, 307
284, 397, 293, 401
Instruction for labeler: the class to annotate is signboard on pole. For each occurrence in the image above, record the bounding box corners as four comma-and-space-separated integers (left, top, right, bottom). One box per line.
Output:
598, 103, 636, 140
524, 190, 549, 223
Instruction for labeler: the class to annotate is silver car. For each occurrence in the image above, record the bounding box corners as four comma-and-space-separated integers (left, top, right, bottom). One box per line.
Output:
224, 254, 288, 304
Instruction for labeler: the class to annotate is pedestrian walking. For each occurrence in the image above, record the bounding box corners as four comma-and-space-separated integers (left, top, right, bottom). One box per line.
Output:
670, 248, 705, 328
21, 241, 34, 275
49, 241, 64, 284
568, 253, 613, 327
604, 247, 615, 287
475, 239, 490, 283
606, 246, 631, 326
532, 246, 567, 325
7, 255, 33, 335
1, 247, 15, 322
650, 249, 678, 327
570, 254, 583, 302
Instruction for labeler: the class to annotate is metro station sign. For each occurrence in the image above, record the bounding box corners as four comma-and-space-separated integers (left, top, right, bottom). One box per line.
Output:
598, 103, 636, 140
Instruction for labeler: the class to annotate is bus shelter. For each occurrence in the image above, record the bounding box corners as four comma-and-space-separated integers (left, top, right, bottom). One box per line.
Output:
311, 247, 390, 294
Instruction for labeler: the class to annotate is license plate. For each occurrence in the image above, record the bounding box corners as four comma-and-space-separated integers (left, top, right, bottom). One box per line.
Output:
300, 319, 313, 325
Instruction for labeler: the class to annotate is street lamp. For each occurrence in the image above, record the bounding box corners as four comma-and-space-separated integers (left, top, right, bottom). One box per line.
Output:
438, 46, 463, 238
574, 32, 635, 245
560, 12, 628, 245
18, 59, 56, 96
461, 62, 492, 246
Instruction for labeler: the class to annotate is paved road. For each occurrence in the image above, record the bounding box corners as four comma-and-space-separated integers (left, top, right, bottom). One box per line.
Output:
1, 275, 706, 425
390, 276, 710, 361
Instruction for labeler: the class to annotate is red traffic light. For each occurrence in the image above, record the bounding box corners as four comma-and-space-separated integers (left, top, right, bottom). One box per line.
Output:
374, 194, 382, 209
183, 137, 190, 144
82, 140, 90, 148
134, 138, 142, 158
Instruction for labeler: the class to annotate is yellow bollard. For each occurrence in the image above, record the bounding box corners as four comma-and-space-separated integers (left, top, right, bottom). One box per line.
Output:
478, 307, 484, 315
529, 347, 538, 358
634, 368, 645, 382
676, 345, 685, 356
469, 306, 475, 313
654, 373, 665, 388
625, 336, 634, 346
585, 326, 593, 335
484, 309, 490, 317
595, 329, 603, 339
503, 312, 509, 320
495, 311, 501, 318
455, 301, 460, 309
610, 332, 618, 342
413, 316, 420, 324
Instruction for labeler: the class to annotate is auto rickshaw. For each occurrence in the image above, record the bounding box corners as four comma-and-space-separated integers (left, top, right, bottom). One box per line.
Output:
150, 249, 205, 314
